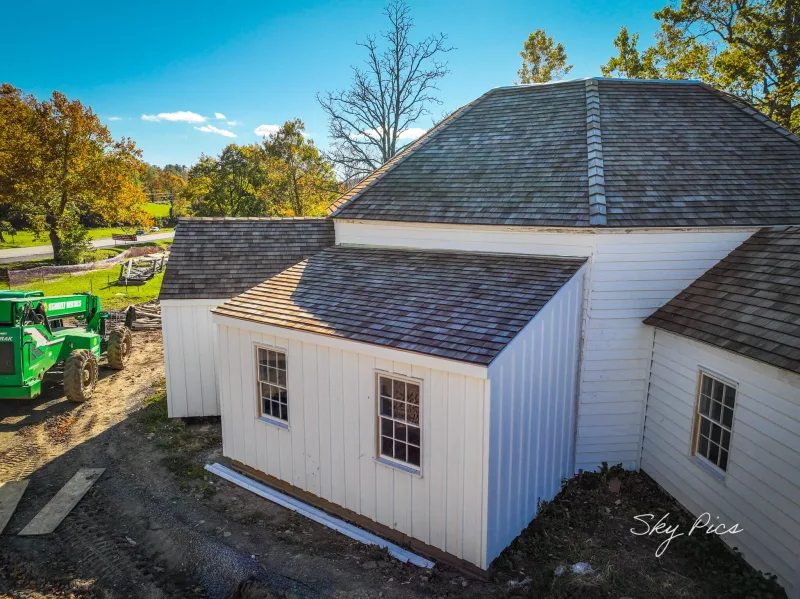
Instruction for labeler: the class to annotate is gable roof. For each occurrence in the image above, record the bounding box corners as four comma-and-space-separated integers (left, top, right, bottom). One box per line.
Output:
330, 78, 800, 228
644, 227, 800, 375
159, 217, 334, 300
213, 246, 586, 365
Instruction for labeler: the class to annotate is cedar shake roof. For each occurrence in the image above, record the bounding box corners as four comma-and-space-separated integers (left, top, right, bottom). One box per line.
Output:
159, 217, 334, 300
644, 227, 800, 375
213, 246, 586, 365
330, 78, 800, 228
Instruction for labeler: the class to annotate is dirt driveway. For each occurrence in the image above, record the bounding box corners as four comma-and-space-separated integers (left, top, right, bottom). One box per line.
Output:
0, 330, 785, 599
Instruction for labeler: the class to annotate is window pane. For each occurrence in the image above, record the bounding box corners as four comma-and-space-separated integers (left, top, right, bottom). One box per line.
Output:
258, 348, 269, 365
381, 417, 393, 437
268, 368, 277, 384
276, 352, 286, 370
269, 351, 277, 368
719, 449, 729, 471
280, 404, 288, 421
698, 435, 709, 457
711, 400, 722, 422
722, 407, 733, 428
723, 385, 736, 408
406, 404, 420, 425
261, 397, 269, 415
700, 418, 710, 437
699, 394, 711, 416
712, 380, 724, 402
259, 365, 269, 381
408, 445, 420, 467
710, 423, 721, 443
394, 422, 407, 442
279, 389, 287, 404
408, 425, 420, 447
721, 429, 731, 450
393, 400, 405, 420
272, 401, 281, 419
393, 379, 405, 401
708, 443, 719, 464
381, 436, 393, 456
394, 441, 407, 462
701, 375, 712, 397
407, 384, 420, 405
379, 377, 392, 397
380, 396, 392, 416
277, 369, 286, 387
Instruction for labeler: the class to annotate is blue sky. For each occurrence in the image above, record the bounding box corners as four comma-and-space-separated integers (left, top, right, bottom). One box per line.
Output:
3, 0, 665, 167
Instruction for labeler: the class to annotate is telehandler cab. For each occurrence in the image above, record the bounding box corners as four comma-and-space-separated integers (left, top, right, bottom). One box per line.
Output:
0, 291, 132, 402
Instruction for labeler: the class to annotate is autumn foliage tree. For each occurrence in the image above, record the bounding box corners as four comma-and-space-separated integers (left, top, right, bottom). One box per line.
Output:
0, 84, 150, 263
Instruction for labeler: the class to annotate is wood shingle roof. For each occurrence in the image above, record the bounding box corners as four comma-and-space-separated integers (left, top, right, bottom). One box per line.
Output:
330, 78, 800, 228
213, 246, 586, 365
159, 217, 335, 300
644, 227, 800, 375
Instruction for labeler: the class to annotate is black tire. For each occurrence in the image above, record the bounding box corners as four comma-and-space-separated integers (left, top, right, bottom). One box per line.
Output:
107, 326, 132, 370
64, 349, 98, 403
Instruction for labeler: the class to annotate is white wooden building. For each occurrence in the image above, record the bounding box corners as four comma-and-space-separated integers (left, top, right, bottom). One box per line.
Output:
159, 217, 334, 417
161, 78, 800, 588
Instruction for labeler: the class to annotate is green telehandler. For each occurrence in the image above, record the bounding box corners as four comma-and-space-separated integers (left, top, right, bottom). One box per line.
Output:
0, 291, 132, 402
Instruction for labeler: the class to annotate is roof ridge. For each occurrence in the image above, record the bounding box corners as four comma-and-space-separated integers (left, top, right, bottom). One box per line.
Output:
327, 89, 498, 218
698, 84, 800, 148
585, 80, 607, 226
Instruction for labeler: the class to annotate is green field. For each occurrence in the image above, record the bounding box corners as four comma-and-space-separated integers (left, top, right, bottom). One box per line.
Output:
16, 268, 165, 310
144, 202, 171, 218
0, 226, 173, 250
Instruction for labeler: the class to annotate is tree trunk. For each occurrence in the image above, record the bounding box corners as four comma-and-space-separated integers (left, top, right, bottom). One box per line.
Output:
46, 215, 63, 263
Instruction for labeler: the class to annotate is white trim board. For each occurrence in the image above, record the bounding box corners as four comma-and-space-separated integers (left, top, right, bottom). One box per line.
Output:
205, 463, 435, 568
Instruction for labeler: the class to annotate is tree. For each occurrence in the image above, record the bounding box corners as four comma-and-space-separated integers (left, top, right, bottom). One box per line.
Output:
262, 120, 339, 216
318, 0, 452, 180
606, 1, 800, 133
517, 29, 573, 84
601, 26, 661, 79
0, 84, 150, 263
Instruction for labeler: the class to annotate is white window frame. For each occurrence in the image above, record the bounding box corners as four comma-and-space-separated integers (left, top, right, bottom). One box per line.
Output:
255, 344, 289, 428
691, 369, 737, 475
375, 371, 422, 475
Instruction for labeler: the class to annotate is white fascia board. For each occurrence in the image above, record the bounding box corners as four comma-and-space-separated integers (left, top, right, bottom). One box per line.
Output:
212, 313, 488, 379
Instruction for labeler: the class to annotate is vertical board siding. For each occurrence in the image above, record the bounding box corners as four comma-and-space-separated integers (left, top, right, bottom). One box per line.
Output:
642, 330, 800, 598
485, 270, 584, 566
216, 324, 489, 567
574, 230, 753, 471
162, 300, 224, 418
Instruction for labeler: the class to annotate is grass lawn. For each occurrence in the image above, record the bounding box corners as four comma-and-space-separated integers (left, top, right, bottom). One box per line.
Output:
0, 226, 174, 250
13, 267, 165, 309
144, 202, 171, 218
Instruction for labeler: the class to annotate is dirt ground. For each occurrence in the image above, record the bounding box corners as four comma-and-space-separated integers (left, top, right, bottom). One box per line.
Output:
0, 330, 786, 599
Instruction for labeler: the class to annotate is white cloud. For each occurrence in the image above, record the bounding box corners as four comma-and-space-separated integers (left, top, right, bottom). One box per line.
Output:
227, 120, 240, 126
214, 112, 226, 120
195, 125, 237, 138
254, 124, 280, 137
141, 111, 206, 123
107, 116, 122, 121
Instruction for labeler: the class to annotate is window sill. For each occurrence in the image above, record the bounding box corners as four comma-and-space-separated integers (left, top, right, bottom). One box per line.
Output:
257, 416, 289, 430
375, 457, 421, 478
690, 455, 726, 484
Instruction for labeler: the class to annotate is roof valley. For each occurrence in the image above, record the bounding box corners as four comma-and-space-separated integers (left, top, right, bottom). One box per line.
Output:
585, 79, 607, 226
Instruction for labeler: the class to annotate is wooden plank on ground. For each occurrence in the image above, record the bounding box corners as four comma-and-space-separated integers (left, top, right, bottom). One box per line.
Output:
18, 469, 104, 536
0, 480, 29, 533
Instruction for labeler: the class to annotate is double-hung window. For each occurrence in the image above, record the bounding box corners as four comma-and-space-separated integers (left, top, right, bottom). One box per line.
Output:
377, 374, 421, 470
693, 371, 736, 472
257, 347, 288, 423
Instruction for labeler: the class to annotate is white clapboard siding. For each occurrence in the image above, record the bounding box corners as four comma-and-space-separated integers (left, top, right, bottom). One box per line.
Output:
161, 299, 226, 417
642, 330, 800, 598
214, 319, 491, 567
485, 268, 584, 565
574, 230, 754, 472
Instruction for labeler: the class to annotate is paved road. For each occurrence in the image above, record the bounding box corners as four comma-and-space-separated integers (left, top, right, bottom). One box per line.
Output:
0, 231, 175, 264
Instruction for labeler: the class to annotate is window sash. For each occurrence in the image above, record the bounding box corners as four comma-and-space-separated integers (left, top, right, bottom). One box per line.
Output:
694, 372, 735, 472
256, 347, 288, 423
376, 374, 421, 469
